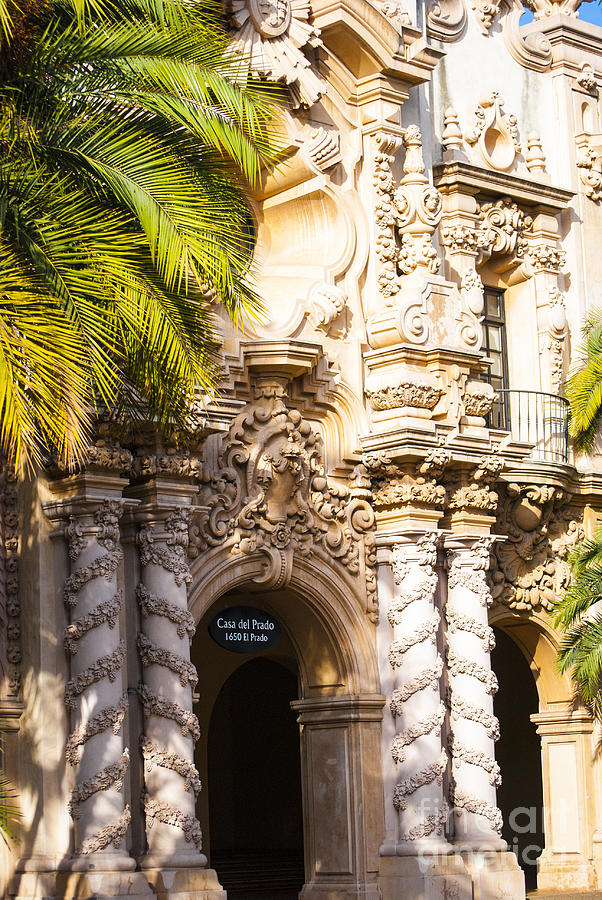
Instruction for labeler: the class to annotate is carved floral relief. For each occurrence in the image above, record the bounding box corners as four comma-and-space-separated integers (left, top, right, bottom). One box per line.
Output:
489, 483, 584, 611
191, 381, 378, 619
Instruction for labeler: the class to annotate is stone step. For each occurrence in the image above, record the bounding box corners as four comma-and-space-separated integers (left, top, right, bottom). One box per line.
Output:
527, 892, 602, 899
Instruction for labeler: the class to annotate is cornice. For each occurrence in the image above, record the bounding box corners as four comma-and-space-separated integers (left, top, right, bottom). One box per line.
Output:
532, 13, 602, 76
312, 0, 444, 87
433, 160, 574, 212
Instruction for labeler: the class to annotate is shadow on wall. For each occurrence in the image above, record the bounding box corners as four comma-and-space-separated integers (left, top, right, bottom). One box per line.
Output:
493, 626, 544, 893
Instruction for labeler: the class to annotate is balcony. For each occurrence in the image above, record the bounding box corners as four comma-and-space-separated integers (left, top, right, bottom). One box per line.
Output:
487, 390, 570, 464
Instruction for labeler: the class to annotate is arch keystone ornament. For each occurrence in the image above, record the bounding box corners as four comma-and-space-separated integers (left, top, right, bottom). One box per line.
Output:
190, 378, 378, 620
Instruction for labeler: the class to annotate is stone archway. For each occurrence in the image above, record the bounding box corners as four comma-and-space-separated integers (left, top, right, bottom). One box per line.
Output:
188, 551, 385, 900
489, 608, 598, 893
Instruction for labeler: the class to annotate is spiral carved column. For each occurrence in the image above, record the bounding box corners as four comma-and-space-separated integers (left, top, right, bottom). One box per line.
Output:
63, 499, 135, 870
388, 533, 451, 853
136, 503, 221, 897
444, 536, 505, 850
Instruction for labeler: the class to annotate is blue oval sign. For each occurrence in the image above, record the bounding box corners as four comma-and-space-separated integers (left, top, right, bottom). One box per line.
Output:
208, 606, 281, 653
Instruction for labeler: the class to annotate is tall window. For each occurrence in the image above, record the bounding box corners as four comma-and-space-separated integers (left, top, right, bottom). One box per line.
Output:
483, 287, 510, 429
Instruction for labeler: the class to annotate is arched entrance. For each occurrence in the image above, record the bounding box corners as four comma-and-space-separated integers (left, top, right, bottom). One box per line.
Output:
492, 626, 544, 891
208, 658, 304, 898
188, 552, 384, 900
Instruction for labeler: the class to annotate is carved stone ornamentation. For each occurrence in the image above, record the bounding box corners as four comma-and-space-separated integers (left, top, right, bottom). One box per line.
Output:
365, 377, 444, 412
373, 131, 403, 298
307, 283, 348, 337
447, 457, 504, 515
137, 505, 205, 862
387, 534, 450, 851
525, 133, 547, 174
372, 0, 412, 28
62, 499, 132, 858
365, 448, 451, 516
465, 93, 520, 171
544, 288, 567, 393
528, 242, 566, 273
524, 0, 594, 18
463, 382, 497, 418
228, 0, 324, 109
490, 483, 584, 611
576, 62, 597, 93
427, 0, 467, 43
576, 133, 602, 203
192, 381, 378, 619
303, 127, 342, 172
445, 537, 504, 845
477, 198, 533, 261
393, 126, 443, 276
470, 0, 501, 32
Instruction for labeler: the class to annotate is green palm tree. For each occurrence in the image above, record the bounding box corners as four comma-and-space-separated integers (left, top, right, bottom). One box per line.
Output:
565, 313, 602, 454
552, 315, 602, 717
553, 529, 602, 719
0, 0, 278, 471
0, 728, 18, 845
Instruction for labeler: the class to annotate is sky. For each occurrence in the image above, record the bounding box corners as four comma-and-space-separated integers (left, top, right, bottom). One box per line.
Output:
520, 2, 602, 27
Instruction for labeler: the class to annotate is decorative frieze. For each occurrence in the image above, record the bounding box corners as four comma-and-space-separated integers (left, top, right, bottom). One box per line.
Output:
528, 241, 566, 273
365, 378, 444, 412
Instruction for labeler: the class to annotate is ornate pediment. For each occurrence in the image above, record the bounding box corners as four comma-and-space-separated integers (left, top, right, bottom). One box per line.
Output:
190, 379, 378, 620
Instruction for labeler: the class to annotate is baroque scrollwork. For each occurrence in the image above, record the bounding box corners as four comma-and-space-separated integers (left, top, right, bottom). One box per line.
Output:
191, 381, 378, 619
490, 483, 584, 611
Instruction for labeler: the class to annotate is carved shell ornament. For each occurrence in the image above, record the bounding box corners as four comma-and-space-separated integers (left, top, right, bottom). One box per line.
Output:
228, 0, 324, 108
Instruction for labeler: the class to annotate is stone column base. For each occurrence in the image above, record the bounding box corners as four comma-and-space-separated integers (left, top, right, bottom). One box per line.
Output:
461, 849, 525, 900
299, 881, 380, 900
378, 854, 473, 900
10, 871, 58, 899
537, 850, 597, 893
55, 870, 154, 899
143, 867, 225, 900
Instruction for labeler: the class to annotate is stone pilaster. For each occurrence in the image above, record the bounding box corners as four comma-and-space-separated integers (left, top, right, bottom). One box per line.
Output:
444, 535, 525, 897
387, 533, 449, 854
134, 490, 223, 899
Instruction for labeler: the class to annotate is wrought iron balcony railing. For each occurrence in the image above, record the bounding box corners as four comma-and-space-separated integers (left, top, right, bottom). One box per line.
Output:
487, 389, 569, 464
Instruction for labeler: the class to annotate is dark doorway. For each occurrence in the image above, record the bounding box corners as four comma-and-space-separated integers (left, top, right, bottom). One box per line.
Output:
208, 658, 304, 899
492, 627, 545, 892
